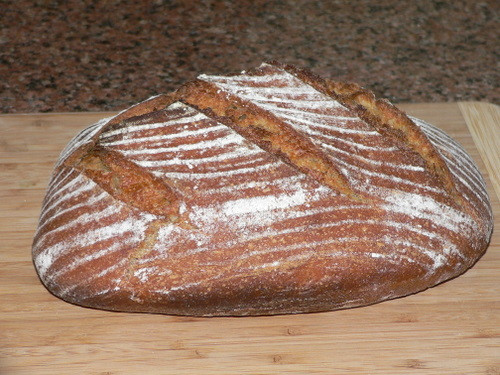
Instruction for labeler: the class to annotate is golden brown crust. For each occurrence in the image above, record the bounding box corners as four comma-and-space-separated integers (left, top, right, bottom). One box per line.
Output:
31, 62, 493, 316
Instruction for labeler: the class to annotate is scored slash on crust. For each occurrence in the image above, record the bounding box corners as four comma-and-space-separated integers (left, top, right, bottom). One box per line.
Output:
74, 146, 180, 220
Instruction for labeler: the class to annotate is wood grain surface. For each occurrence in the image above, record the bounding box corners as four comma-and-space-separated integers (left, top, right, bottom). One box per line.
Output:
0, 102, 498, 375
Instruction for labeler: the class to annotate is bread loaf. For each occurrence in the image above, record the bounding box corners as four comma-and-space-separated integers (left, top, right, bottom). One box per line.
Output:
32, 62, 493, 316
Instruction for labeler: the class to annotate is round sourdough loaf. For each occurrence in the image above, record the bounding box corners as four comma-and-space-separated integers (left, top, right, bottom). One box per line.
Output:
32, 62, 493, 316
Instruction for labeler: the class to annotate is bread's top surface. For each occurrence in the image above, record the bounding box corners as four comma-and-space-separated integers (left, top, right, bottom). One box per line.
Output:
32, 62, 493, 316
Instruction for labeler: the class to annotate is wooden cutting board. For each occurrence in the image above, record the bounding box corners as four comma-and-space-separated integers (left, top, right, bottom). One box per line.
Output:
0, 102, 498, 375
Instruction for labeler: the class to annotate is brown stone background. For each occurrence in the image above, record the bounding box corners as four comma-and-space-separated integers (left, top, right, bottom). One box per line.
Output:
1, 0, 498, 113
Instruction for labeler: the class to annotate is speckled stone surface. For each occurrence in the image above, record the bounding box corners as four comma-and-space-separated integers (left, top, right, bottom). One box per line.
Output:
1, 0, 498, 113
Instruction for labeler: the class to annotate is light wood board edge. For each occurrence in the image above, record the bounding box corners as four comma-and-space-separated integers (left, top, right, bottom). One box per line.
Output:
458, 101, 500, 201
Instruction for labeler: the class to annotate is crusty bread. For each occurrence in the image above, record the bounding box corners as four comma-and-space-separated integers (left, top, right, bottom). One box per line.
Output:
32, 62, 493, 316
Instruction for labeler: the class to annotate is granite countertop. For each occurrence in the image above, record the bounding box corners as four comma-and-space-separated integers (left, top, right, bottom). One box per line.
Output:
1, 0, 498, 114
